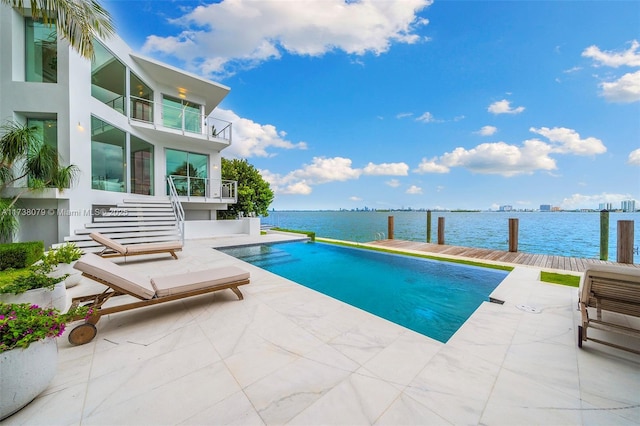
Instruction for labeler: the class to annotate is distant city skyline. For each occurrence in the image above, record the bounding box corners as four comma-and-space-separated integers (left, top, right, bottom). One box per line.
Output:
105, 0, 640, 211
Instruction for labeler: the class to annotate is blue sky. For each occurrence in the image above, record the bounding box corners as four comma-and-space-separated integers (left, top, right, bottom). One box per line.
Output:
104, 0, 640, 211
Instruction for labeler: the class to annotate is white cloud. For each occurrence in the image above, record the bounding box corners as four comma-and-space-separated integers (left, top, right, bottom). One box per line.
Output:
386, 179, 401, 188
414, 126, 606, 177
406, 185, 423, 194
396, 112, 413, 119
263, 157, 410, 195
582, 40, 640, 103
582, 40, 640, 68
416, 111, 441, 123
438, 140, 556, 177
414, 158, 450, 174
349, 196, 363, 202
599, 70, 640, 103
560, 193, 635, 210
487, 99, 525, 115
142, 0, 433, 76
629, 148, 640, 166
217, 109, 307, 158
362, 162, 409, 176
475, 125, 497, 136
529, 127, 606, 156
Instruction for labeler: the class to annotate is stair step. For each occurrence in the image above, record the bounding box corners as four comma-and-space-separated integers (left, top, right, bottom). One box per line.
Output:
67, 229, 179, 240
94, 215, 177, 222
122, 198, 171, 204
117, 203, 173, 209
84, 221, 179, 228
73, 225, 179, 235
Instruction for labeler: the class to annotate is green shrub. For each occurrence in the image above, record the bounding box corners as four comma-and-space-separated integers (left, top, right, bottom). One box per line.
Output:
0, 241, 44, 270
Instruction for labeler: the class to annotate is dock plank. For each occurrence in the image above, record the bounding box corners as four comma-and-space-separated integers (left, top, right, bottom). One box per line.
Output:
367, 239, 639, 272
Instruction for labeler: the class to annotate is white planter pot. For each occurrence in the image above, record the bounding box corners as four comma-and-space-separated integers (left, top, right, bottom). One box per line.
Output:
50, 262, 82, 288
0, 281, 67, 312
0, 338, 58, 420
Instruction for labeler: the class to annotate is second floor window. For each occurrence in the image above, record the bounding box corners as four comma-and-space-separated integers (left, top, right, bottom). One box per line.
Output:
25, 18, 57, 83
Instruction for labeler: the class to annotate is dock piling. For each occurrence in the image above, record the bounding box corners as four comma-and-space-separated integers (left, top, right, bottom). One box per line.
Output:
426, 210, 432, 243
508, 218, 518, 252
437, 217, 445, 245
617, 220, 634, 264
600, 210, 609, 261
388, 216, 394, 240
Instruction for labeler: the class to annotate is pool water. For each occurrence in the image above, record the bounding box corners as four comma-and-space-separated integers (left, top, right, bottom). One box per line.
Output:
219, 241, 508, 342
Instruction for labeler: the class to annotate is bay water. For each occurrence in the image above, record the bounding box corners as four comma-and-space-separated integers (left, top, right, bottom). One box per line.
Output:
262, 211, 639, 260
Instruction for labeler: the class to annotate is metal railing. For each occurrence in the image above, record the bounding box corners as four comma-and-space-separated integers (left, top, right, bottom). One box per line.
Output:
129, 96, 232, 143
167, 175, 237, 202
166, 176, 185, 243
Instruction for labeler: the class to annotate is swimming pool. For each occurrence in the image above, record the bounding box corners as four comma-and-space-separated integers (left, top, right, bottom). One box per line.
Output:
218, 241, 508, 342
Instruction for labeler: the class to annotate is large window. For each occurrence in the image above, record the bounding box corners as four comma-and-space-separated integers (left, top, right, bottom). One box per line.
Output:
27, 118, 57, 150
25, 18, 57, 83
166, 149, 207, 196
130, 73, 153, 122
130, 136, 154, 195
91, 117, 126, 192
91, 40, 126, 114
162, 96, 202, 134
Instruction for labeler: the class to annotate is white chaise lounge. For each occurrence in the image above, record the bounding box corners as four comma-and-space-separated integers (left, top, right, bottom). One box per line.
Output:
68, 253, 250, 345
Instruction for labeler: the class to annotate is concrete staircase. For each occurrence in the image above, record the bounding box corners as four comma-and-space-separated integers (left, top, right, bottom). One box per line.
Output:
65, 197, 182, 253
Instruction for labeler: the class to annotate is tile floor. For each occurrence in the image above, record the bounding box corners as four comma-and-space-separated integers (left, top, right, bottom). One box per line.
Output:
3, 234, 640, 425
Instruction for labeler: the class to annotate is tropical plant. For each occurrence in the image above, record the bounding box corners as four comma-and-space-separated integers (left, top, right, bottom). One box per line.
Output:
219, 158, 274, 219
42, 242, 82, 265
0, 302, 87, 352
1, 0, 115, 59
0, 121, 80, 240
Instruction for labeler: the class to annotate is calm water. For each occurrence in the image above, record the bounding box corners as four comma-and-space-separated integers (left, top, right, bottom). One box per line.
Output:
219, 241, 508, 342
262, 211, 639, 259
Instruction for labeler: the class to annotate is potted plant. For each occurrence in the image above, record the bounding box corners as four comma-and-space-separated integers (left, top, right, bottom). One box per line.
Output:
43, 243, 83, 288
0, 261, 68, 312
0, 302, 87, 420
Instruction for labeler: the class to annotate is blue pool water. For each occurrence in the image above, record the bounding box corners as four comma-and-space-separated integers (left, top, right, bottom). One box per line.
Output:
219, 241, 509, 342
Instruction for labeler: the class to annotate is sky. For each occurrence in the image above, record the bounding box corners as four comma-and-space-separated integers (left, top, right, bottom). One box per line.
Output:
103, 0, 640, 211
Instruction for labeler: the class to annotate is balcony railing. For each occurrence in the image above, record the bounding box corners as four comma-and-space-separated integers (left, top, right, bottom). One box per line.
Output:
167, 175, 237, 202
129, 96, 232, 143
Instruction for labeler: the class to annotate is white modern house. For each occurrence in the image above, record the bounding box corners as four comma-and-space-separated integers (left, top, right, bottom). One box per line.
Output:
0, 5, 258, 249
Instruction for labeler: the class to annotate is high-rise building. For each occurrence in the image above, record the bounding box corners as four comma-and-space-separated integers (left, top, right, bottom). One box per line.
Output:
621, 200, 636, 212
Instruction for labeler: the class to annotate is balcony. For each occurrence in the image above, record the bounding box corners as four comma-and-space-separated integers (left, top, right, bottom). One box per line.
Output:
167, 175, 237, 204
122, 96, 232, 151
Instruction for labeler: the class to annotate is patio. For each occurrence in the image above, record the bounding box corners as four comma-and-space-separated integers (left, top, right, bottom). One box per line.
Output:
4, 234, 639, 425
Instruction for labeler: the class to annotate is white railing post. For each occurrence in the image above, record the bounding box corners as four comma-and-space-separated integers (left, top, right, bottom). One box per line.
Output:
166, 176, 185, 243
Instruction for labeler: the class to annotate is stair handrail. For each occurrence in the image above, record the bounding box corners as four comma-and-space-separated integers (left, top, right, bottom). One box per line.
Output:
167, 175, 185, 243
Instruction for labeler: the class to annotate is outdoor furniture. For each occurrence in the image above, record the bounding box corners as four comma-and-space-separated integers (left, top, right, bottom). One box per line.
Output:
90, 232, 182, 260
67, 253, 250, 345
578, 264, 640, 354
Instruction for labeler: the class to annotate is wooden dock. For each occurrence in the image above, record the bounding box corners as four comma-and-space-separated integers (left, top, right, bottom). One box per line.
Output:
367, 239, 639, 273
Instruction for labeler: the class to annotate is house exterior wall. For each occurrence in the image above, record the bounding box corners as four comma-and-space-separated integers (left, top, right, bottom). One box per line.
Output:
0, 6, 239, 247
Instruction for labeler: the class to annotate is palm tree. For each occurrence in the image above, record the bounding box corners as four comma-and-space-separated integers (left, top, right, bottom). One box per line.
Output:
0, 122, 79, 240
1, 0, 115, 59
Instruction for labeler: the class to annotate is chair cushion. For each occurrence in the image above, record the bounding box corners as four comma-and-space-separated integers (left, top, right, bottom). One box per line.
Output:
90, 232, 127, 255
151, 266, 250, 297
125, 240, 183, 255
74, 253, 156, 299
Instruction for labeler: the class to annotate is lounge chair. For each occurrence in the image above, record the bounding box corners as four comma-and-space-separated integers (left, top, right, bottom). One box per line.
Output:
578, 264, 640, 354
67, 253, 250, 345
90, 232, 182, 260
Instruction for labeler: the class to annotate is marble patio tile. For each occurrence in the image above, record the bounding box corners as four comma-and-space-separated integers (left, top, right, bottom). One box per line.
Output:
361, 330, 442, 388
223, 341, 300, 388
479, 367, 583, 425
301, 341, 361, 373
81, 339, 222, 415
374, 393, 452, 425
243, 357, 353, 425
297, 303, 379, 343
2, 382, 87, 426
328, 312, 407, 365
445, 302, 520, 365
579, 400, 640, 425
81, 360, 241, 425
501, 338, 581, 399
180, 390, 265, 426
287, 370, 402, 425
41, 352, 93, 397
403, 346, 502, 425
